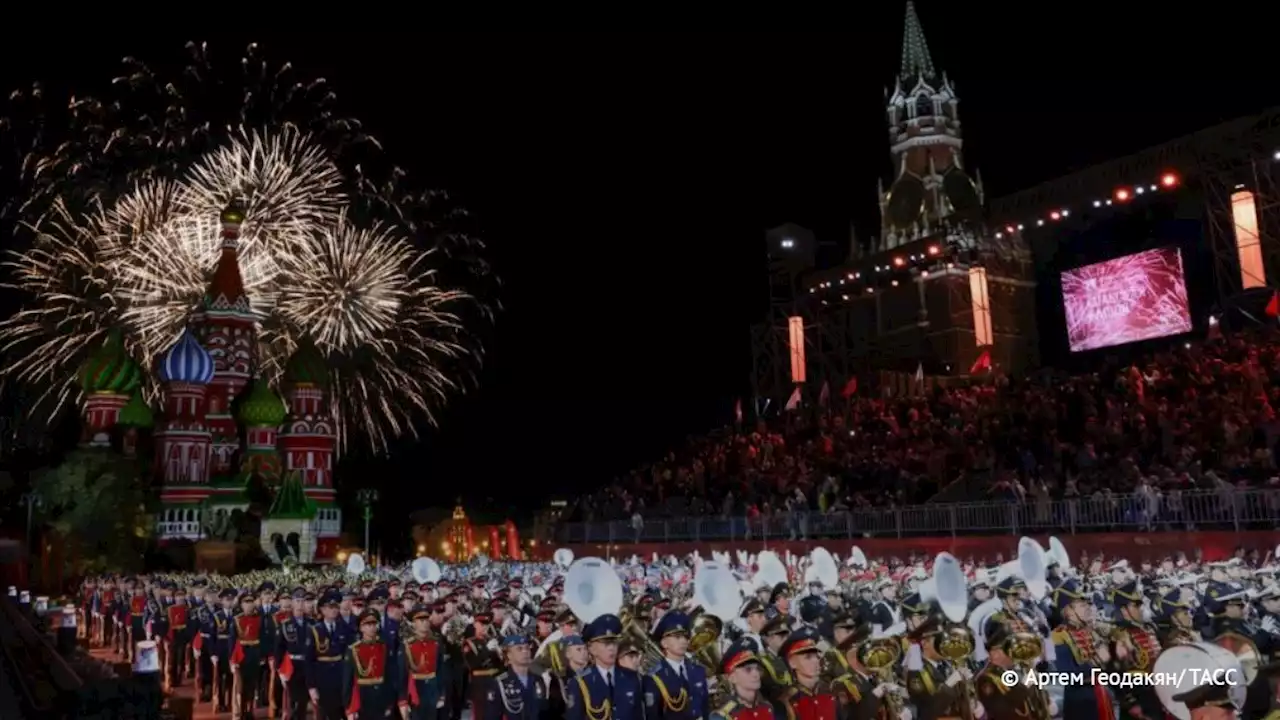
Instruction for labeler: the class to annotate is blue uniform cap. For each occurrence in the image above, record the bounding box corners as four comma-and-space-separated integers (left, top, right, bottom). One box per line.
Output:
561, 634, 584, 647
502, 634, 531, 648
583, 614, 623, 643
650, 611, 691, 642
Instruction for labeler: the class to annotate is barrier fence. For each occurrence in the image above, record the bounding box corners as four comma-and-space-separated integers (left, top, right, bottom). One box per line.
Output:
555, 489, 1280, 544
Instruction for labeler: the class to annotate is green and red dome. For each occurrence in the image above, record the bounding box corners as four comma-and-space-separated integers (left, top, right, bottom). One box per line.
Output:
117, 392, 154, 429
78, 329, 143, 395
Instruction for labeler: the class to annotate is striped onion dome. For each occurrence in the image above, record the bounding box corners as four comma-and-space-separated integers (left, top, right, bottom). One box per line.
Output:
236, 377, 287, 427
78, 329, 143, 395
158, 329, 214, 385
117, 392, 154, 429
284, 338, 330, 388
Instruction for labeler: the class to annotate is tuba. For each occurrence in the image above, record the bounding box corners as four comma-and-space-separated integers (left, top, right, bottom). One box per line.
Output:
537, 557, 622, 674
804, 548, 840, 590
690, 561, 744, 678
860, 629, 905, 720
412, 557, 442, 585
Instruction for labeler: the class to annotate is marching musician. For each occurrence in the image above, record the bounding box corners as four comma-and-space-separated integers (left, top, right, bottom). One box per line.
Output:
542, 609, 581, 677
905, 616, 985, 720
967, 582, 990, 616
276, 589, 312, 719
259, 581, 280, 713
619, 639, 645, 673
981, 579, 1034, 642
1049, 579, 1114, 720
1203, 582, 1275, 719
821, 613, 858, 685
129, 582, 148, 661
711, 640, 777, 720
403, 604, 449, 720
483, 634, 548, 720
1152, 590, 1200, 647
548, 634, 589, 718
740, 599, 769, 652
778, 627, 840, 720
770, 585, 793, 620
869, 581, 899, 634
310, 592, 354, 720
463, 607, 505, 714
343, 607, 405, 720
643, 612, 710, 720
1107, 580, 1164, 720
759, 616, 795, 704
1171, 682, 1237, 720
831, 621, 909, 720
974, 623, 1053, 720
266, 590, 295, 715
565, 614, 644, 720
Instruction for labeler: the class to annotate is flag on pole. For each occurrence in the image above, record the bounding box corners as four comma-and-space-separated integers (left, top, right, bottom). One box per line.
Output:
734, 398, 743, 425
818, 381, 830, 406
785, 386, 802, 411
970, 349, 992, 375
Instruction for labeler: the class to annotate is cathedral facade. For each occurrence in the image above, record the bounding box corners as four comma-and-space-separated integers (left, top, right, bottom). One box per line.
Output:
76, 205, 341, 563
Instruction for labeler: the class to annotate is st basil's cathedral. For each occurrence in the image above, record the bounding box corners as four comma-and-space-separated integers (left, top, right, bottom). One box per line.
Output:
73, 205, 342, 564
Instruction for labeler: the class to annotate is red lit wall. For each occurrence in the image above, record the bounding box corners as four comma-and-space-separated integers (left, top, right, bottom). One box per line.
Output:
547, 531, 1277, 564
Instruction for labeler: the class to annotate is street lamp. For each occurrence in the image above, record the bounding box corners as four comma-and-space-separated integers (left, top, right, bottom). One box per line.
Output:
357, 488, 379, 565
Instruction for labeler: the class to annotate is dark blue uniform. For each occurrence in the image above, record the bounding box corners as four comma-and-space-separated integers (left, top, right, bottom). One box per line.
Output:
309, 615, 353, 719
277, 613, 312, 718
644, 659, 709, 720
566, 666, 644, 720
483, 670, 548, 720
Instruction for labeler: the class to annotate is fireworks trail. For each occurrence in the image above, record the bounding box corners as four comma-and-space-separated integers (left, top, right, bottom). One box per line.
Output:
0, 43, 496, 452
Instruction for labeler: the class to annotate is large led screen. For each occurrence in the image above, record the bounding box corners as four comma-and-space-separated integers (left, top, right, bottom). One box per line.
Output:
1062, 247, 1193, 352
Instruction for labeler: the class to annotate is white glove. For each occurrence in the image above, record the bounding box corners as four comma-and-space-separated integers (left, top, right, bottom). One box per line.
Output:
486, 638, 499, 652
437, 698, 446, 708
898, 709, 912, 720
959, 668, 973, 681
945, 671, 964, 687
971, 700, 985, 719
1048, 701, 1059, 716
1262, 615, 1280, 636
873, 685, 887, 698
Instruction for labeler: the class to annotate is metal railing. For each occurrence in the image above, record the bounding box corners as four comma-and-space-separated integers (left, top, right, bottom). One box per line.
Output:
555, 489, 1280, 544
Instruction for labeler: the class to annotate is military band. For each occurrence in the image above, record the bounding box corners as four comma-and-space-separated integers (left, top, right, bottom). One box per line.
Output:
66, 540, 1280, 720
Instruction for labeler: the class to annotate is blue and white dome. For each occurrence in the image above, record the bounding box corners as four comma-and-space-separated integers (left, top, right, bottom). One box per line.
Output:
158, 329, 215, 385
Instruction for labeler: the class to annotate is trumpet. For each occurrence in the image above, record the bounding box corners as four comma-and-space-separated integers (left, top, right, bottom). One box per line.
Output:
859, 638, 904, 720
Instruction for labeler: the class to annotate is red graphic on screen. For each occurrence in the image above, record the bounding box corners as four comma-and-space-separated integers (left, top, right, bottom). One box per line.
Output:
1062, 247, 1193, 352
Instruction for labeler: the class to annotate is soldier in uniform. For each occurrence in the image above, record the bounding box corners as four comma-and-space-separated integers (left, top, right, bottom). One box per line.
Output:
618, 638, 644, 673
275, 589, 312, 719
342, 608, 404, 720
759, 615, 794, 705
464, 608, 504, 716
777, 627, 839, 720
1171, 682, 1238, 720
211, 588, 238, 713
770, 584, 794, 621
710, 640, 777, 720
869, 581, 899, 634
643, 612, 709, 720
547, 634, 588, 718
165, 586, 191, 691
128, 582, 149, 661
982, 579, 1034, 640
740, 599, 769, 652
565, 614, 644, 720
831, 620, 908, 720
974, 622, 1052, 720
229, 591, 265, 719
1204, 582, 1275, 720
1107, 580, 1164, 720
1049, 579, 1114, 720
821, 612, 858, 686
1152, 589, 1200, 647
310, 591, 353, 720
483, 634, 548, 720
403, 604, 449, 720
905, 616, 984, 720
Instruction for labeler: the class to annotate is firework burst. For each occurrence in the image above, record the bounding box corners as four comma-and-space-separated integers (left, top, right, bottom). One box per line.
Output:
0, 43, 495, 451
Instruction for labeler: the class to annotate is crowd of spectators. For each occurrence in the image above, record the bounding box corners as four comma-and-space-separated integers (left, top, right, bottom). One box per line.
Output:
563, 330, 1280, 532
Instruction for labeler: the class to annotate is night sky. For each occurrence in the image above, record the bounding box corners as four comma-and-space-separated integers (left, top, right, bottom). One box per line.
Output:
0, 17, 1276, 546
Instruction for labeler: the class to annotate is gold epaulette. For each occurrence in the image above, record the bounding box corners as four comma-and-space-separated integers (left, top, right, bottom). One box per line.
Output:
715, 700, 738, 718
833, 674, 861, 703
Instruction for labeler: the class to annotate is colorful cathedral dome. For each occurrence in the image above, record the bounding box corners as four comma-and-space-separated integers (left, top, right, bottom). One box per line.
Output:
284, 339, 330, 388
159, 329, 215, 385
237, 377, 287, 428
78, 329, 143, 395
117, 392, 154, 429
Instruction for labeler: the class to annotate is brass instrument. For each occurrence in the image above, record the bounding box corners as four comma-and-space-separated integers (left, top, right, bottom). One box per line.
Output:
1006, 632, 1052, 720
932, 622, 977, 720
620, 601, 664, 674
860, 637, 904, 720
688, 609, 725, 676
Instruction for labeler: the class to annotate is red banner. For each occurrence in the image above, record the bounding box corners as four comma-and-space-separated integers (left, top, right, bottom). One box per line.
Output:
505, 520, 520, 560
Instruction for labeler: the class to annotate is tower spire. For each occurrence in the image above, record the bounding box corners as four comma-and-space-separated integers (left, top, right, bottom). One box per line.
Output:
899, 1, 936, 82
